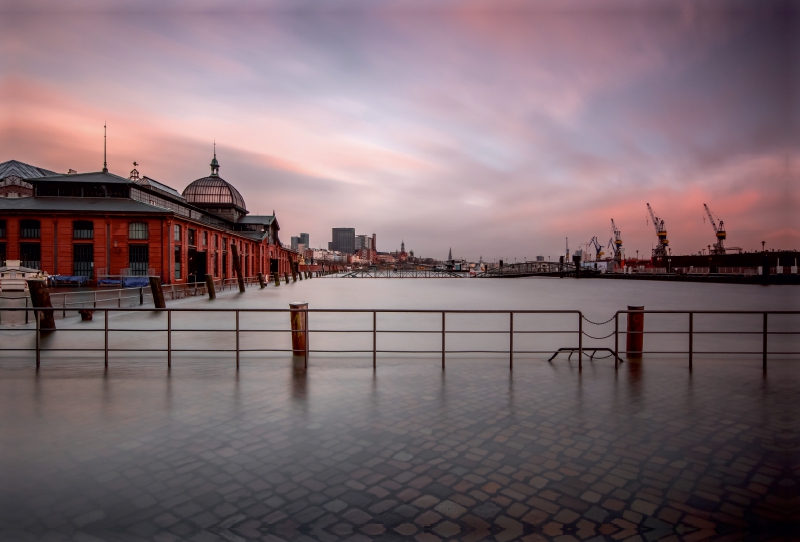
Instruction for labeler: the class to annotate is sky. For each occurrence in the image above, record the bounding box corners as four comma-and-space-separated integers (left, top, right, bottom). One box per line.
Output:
2, 0, 797, 261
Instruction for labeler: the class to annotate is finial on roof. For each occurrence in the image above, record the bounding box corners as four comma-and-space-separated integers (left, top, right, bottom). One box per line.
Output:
130, 161, 139, 181
102, 122, 108, 173
210, 140, 220, 177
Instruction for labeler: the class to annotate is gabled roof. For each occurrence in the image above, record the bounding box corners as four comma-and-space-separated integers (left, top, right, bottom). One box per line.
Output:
0, 160, 59, 179
32, 171, 131, 184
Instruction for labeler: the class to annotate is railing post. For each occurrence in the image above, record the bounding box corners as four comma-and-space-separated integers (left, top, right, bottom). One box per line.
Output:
104, 309, 109, 368
509, 312, 513, 370
373, 311, 377, 369
118, 288, 121, 308
63, 293, 66, 318
614, 313, 619, 370
762, 312, 768, 372
140, 287, 144, 305
235, 310, 240, 370
688, 312, 693, 370
441, 312, 446, 369
578, 313, 582, 370
304, 308, 309, 369
35, 309, 40, 369
167, 310, 171, 369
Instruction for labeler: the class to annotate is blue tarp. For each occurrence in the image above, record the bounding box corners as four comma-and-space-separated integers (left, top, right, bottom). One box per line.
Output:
122, 277, 150, 288
98, 278, 121, 286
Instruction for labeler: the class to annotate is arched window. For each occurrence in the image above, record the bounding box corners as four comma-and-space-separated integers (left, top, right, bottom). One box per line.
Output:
20, 220, 40, 239
129, 222, 149, 240
73, 220, 94, 239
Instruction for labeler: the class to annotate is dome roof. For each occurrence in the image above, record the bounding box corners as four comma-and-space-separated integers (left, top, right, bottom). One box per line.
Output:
182, 176, 247, 211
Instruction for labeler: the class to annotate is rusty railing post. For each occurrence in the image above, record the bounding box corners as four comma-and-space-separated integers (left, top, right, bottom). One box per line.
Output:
509, 311, 514, 370
441, 311, 446, 369
614, 312, 619, 370
763, 312, 768, 372
373, 311, 377, 369
689, 312, 693, 370
104, 309, 109, 368
167, 310, 171, 369
578, 313, 582, 370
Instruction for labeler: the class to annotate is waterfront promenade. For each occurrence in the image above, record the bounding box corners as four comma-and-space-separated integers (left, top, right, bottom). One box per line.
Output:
1, 280, 797, 540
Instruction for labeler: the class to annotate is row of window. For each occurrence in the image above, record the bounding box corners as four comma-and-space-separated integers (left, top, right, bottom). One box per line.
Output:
0, 220, 150, 240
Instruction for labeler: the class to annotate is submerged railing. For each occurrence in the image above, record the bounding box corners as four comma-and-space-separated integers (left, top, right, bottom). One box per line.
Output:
1, 307, 797, 371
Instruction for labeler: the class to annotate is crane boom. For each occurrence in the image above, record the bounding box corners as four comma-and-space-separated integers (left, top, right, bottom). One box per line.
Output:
646, 203, 669, 258
704, 203, 726, 254
704, 204, 718, 233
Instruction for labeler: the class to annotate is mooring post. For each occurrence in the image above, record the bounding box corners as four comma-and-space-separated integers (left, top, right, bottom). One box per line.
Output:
273, 272, 280, 286
284, 273, 290, 284
27, 279, 55, 330
290, 302, 309, 365
230, 244, 246, 293
626, 306, 644, 359
206, 275, 216, 299
149, 276, 166, 309
257, 272, 266, 289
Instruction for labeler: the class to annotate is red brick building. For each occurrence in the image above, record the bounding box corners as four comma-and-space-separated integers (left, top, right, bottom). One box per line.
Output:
0, 157, 297, 284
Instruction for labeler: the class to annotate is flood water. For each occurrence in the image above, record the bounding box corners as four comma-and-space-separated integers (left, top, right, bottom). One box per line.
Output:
1, 277, 798, 540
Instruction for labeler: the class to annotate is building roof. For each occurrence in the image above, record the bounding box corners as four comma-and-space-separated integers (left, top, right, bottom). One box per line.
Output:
0, 196, 170, 214
237, 214, 275, 225
183, 176, 247, 211
134, 176, 185, 199
0, 160, 59, 179
32, 171, 132, 184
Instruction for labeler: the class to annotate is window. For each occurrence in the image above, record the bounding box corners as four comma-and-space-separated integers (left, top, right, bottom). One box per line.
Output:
174, 246, 182, 280
174, 224, 182, 242
188, 228, 196, 246
214, 234, 219, 249
20, 220, 40, 239
129, 245, 149, 276
73, 220, 94, 239
203, 232, 208, 246
129, 222, 149, 240
20, 242, 41, 269
73, 244, 93, 278
0, 220, 5, 238
0, 243, 6, 267
213, 252, 219, 276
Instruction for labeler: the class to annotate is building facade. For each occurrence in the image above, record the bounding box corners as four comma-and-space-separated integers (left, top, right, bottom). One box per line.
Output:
331, 227, 355, 254
0, 157, 297, 284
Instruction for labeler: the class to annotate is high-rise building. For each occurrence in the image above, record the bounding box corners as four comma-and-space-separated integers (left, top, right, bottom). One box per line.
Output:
331, 228, 356, 254
291, 236, 300, 251
299, 233, 309, 247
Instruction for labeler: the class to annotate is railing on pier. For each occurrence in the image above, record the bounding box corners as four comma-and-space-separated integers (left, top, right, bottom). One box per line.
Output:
339, 268, 465, 278
0, 277, 263, 324
1, 307, 797, 371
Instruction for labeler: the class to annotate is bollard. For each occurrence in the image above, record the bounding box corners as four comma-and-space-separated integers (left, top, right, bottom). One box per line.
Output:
626, 305, 644, 358
289, 302, 309, 360
27, 279, 56, 330
273, 273, 281, 286
149, 277, 166, 309
231, 244, 246, 293
205, 275, 216, 300
257, 272, 266, 288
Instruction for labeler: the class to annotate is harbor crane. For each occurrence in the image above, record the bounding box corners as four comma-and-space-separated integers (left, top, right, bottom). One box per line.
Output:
646, 203, 669, 258
610, 219, 623, 262
703, 203, 726, 255
589, 236, 604, 260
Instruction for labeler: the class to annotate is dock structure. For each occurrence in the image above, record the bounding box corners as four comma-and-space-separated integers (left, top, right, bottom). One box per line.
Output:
339, 268, 465, 278
477, 260, 586, 278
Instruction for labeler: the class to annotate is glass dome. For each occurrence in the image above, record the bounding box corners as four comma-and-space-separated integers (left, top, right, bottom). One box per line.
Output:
182, 176, 247, 211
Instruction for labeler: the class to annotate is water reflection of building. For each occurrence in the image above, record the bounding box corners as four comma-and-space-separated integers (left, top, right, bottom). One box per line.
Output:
0, 156, 297, 284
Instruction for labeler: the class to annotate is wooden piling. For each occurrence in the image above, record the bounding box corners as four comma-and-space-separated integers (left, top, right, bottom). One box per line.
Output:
273, 273, 280, 286
284, 273, 290, 284
257, 272, 266, 288
230, 244, 246, 293
27, 279, 56, 330
149, 276, 166, 309
205, 276, 216, 300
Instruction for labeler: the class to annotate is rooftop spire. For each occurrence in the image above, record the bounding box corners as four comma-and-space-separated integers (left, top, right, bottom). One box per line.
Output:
102, 122, 108, 173
210, 140, 220, 177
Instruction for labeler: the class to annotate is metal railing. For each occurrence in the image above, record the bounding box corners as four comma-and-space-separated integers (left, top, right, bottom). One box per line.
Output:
1, 307, 797, 371
0, 277, 264, 324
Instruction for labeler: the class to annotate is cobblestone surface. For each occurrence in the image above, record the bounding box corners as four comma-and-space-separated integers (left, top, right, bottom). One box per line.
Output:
1, 355, 797, 541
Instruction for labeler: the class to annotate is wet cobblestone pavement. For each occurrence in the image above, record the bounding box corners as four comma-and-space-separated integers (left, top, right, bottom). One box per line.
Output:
1, 355, 797, 541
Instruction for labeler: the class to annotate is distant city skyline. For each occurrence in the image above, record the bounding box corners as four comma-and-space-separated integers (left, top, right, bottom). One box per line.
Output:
2, 1, 796, 260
